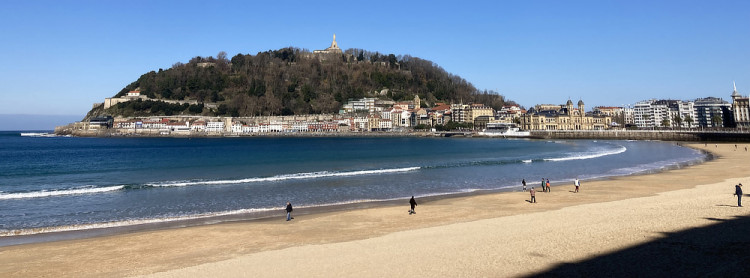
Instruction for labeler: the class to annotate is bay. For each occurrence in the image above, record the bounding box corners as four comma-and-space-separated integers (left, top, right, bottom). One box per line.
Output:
0, 131, 707, 238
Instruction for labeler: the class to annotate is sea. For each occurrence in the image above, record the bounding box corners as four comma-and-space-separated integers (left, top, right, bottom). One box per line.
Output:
0, 131, 708, 245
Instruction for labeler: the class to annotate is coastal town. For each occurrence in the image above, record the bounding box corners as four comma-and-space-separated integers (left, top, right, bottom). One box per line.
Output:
61, 82, 750, 137
53, 35, 750, 138
7, 2, 750, 278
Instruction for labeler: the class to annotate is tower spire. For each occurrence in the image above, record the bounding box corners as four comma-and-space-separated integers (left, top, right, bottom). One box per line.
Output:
732, 81, 740, 97
330, 33, 338, 49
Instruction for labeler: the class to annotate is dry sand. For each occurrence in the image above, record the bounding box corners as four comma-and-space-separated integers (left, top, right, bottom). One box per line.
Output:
2, 143, 749, 277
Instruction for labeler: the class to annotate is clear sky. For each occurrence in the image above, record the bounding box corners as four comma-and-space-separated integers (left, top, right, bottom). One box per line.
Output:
1, 0, 748, 128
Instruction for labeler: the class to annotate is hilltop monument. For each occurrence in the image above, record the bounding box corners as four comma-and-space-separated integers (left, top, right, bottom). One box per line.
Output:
313, 34, 343, 54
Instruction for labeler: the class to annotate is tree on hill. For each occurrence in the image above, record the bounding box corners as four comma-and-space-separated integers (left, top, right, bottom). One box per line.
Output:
101, 47, 516, 117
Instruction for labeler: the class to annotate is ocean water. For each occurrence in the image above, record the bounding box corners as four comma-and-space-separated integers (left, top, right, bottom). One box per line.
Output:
0, 131, 707, 239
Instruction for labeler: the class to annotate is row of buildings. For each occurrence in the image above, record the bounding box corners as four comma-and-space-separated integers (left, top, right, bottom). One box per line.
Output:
588, 83, 749, 130
83, 83, 750, 135
85, 115, 378, 135
519, 83, 750, 131
82, 94, 525, 135
337, 95, 520, 129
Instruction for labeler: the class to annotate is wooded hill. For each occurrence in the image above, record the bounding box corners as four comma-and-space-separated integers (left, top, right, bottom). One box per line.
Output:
100, 47, 516, 117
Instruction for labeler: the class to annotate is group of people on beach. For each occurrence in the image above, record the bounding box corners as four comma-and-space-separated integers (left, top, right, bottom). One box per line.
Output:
283, 196, 419, 221
284, 143, 746, 221
525, 178, 581, 203
284, 176, 735, 221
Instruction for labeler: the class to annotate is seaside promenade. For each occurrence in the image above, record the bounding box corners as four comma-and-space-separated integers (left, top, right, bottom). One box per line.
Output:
1, 143, 749, 277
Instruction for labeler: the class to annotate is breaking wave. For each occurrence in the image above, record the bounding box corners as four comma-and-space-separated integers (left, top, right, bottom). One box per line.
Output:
0, 185, 125, 200
0, 167, 422, 200
148, 167, 421, 187
544, 145, 627, 162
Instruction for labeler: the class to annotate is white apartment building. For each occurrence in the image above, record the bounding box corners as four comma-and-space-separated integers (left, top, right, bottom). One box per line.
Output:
633, 100, 657, 128
291, 122, 309, 132
399, 110, 412, 127
379, 119, 393, 130
450, 104, 470, 123
632, 98, 729, 128
389, 109, 404, 127
669, 100, 697, 128
380, 110, 391, 120
206, 121, 225, 132
268, 122, 284, 132
231, 122, 243, 133
353, 117, 368, 130
242, 125, 258, 133
341, 98, 377, 114
622, 106, 634, 126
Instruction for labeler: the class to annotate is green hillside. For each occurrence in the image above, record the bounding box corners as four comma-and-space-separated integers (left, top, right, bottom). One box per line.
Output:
99, 47, 515, 117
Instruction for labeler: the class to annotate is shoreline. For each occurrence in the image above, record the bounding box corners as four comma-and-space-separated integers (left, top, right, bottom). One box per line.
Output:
0, 143, 711, 247
54, 128, 750, 142
1, 143, 748, 277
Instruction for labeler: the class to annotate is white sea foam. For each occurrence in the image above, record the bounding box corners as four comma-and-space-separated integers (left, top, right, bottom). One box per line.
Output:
522, 159, 532, 163
0, 185, 125, 200
0, 197, 421, 237
0, 187, 505, 237
0, 207, 279, 237
544, 145, 627, 162
149, 167, 421, 187
0, 167, 422, 201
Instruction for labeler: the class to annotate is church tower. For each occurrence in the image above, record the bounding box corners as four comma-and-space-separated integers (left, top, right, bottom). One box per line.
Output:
414, 94, 421, 109
577, 99, 585, 117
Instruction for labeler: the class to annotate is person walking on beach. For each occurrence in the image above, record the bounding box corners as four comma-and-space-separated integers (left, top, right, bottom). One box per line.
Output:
409, 196, 418, 214
285, 202, 294, 221
541, 178, 546, 192
546, 179, 551, 193
522, 179, 527, 192
735, 184, 743, 207
530, 187, 536, 203
574, 178, 580, 193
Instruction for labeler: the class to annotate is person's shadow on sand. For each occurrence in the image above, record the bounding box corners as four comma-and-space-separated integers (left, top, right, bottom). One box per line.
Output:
523, 215, 750, 277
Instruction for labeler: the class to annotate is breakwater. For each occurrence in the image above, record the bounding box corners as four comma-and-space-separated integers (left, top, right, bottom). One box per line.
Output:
530, 130, 750, 142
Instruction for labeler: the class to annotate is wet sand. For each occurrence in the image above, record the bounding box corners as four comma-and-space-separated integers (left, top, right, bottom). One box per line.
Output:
1, 143, 749, 277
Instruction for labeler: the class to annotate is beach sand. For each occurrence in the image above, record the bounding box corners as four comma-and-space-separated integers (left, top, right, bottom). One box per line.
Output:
2, 143, 749, 277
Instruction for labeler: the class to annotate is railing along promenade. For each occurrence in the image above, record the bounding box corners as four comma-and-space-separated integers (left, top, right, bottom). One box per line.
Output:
530, 129, 750, 142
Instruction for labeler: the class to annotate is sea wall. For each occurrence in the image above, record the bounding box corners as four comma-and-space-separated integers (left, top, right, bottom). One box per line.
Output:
63, 128, 432, 138
530, 130, 750, 142
56, 123, 750, 141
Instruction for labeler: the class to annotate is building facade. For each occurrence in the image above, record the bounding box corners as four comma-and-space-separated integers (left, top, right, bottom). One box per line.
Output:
520, 99, 611, 130
632, 99, 698, 128
731, 82, 750, 129
694, 97, 732, 128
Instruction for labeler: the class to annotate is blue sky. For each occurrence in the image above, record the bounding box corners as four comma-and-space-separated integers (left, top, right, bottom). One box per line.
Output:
1, 0, 748, 129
